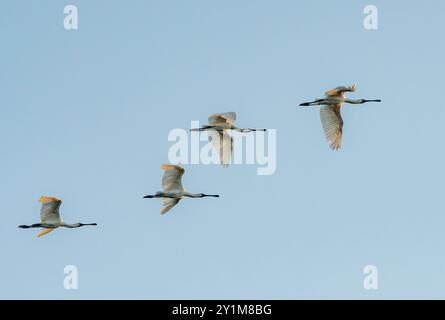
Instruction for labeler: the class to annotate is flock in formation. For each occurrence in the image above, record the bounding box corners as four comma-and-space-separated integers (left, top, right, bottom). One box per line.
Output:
19, 84, 381, 237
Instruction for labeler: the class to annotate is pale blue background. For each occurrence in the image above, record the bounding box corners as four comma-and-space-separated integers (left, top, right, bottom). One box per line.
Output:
1, 0, 444, 299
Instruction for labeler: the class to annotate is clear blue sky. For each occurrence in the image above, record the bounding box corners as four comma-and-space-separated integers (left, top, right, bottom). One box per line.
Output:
1, 0, 445, 299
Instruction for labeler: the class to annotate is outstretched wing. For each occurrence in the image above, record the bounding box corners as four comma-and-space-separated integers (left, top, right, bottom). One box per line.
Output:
320, 105, 344, 150
161, 164, 185, 193
208, 130, 233, 167
161, 198, 180, 215
39, 196, 62, 224
325, 84, 357, 97
208, 112, 237, 127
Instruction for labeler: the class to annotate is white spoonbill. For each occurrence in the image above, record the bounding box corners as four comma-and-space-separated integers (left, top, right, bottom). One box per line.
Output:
18, 196, 97, 237
190, 112, 266, 167
300, 84, 381, 150
143, 164, 219, 215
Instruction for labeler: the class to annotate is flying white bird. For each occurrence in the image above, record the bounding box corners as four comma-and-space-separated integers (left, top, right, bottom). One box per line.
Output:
299, 84, 381, 150
190, 112, 266, 167
18, 196, 97, 237
143, 164, 219, 215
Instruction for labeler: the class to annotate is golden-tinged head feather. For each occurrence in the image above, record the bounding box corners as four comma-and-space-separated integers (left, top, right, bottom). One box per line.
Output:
160, 164, 185, 173
39, 196, 62, 203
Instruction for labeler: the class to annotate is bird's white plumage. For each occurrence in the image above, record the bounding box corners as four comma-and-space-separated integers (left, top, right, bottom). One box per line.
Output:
161, 198, 180, 215
157, 165, 185, 214
207, 130, 233, 167
325, 84, 357, 97
208, 112, 237, 127
161, 165, 185, 193
40, 199, 62, 225
320, 105, 343, 150
302, 84, 379, 150
18, 196, 97, 238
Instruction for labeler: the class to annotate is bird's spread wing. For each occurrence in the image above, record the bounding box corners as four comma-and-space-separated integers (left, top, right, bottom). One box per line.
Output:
208, 112, 237, 127
325, 84, 357, 97
208, 130, 233, 167
161, 198, 180, 215
320, 105, 344, 150
161, 164, 184, 193
39, 196, 62, 224
220, 133, 233, 168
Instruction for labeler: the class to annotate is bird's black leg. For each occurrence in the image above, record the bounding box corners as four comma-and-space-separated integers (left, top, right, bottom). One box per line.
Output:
18, 223, 43, 229
190, 125, 215, 132
299, 99, 324, 107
